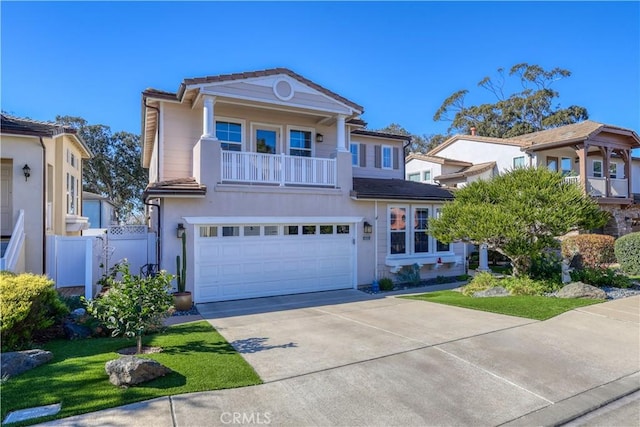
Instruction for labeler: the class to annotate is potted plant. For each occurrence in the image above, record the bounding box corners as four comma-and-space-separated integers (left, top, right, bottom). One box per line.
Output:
173, 231, 193, 311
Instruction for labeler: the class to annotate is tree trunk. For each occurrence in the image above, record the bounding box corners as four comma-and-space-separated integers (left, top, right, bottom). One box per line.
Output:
137, 335, 142, 354
511, 256, 531, 277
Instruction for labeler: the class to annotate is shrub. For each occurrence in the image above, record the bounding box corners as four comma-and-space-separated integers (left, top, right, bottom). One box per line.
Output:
501, 276, 560, 296
529, 251, 562, 284
397, 264, 421, 285
561, 234, 615, 269
570, 267, 632, 288
461, 272, 499, 296
378, 277, 394, 291
0, 273, 69, 351
615, 232, 640, 275
84, 263, 174, 354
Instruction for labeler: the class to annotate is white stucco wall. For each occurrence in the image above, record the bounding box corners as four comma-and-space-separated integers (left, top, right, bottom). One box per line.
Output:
436, 139, 526, 174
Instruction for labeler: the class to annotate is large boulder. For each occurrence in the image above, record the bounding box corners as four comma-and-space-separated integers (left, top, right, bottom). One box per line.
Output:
63, 320, 92, 340
105, 356, 171, 387
1, 349, 53, 379
556, 282, 607, 299
473, 286, 510, 298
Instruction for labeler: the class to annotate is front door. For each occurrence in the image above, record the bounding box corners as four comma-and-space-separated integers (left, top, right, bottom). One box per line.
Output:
1, 160, 13, 236
255, 126, 279, 154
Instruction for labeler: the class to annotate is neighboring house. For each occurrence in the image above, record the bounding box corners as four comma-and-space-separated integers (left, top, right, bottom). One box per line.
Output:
0, 114, 92, 273
141, 68, 465, 303
82, 191, 118, 229
406, 121, 640, 236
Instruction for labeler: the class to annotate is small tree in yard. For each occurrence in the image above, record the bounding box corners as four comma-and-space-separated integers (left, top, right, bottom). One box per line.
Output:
429, 167, 607, 277
85, 263, 174, 354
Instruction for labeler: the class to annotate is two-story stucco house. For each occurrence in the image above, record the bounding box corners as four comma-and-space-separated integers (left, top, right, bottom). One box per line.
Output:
141, 68, 465, 303
0, 115, 92, 273
406, 122, 640, 236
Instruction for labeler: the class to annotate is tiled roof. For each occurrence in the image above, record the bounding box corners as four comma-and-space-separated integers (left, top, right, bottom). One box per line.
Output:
351, 129, 411, 141
142, 88, 178, 101
1, 114, 77, 137
405, 153, 473, 167
176, 67, 364, 113
143, 177, 207, 199
435, 161, 496, 181
427, 134, 528, 156
347, 118, 367, 127
351, 178, 454, 201
508, 120, 640, 148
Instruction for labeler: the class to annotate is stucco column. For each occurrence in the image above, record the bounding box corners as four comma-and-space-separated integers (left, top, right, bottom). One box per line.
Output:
478, 244, 489, 272
202, 95, 217, 140
336, 114, 347, 152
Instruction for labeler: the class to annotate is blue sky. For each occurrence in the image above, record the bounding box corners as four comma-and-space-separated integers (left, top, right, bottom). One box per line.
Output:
2, 1, 639, 151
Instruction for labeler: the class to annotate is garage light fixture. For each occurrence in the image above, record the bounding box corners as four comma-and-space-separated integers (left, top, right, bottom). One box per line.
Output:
177, 223, 185, 239
22, 164, 31, 181
316, 133, 324, 143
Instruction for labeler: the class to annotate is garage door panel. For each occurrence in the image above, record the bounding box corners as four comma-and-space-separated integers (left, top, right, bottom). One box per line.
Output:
195, 222, 355, 303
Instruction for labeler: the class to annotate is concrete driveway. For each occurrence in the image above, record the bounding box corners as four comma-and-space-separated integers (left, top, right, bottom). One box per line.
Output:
41, 290, 640, 426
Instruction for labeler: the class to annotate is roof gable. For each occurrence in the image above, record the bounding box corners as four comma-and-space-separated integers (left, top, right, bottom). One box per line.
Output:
177, 68, 363, 115
427, 134, 527, 156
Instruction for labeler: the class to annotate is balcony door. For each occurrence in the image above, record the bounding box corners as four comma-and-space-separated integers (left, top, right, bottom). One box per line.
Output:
254, 125, 281, 154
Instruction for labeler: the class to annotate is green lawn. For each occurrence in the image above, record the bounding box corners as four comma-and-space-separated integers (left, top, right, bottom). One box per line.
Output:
402, 291, 603, 320
1, 321, 261, 426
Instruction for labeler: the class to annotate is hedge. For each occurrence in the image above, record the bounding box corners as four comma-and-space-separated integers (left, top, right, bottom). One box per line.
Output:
561, 234, 616, 269
0, 272, 68, 351
615, 232, 640, 275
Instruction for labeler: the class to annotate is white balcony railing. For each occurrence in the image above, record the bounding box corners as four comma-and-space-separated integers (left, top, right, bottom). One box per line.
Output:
221, 151, 337, 187
563, 176, 628, 198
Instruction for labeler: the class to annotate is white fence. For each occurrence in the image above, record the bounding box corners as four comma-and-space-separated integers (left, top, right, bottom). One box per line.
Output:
46, 226, 157, 299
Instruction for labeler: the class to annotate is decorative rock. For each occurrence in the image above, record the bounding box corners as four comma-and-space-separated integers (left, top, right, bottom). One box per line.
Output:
63, 320, 92, 340
556, 282, 607, 299
105, 356, 171, 387
0, 349, 53, 379
473, 286, 510, 298
70, 308, 86, 318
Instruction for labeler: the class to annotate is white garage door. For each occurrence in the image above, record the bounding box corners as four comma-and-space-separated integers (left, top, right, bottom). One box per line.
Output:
194, 221, 356, 302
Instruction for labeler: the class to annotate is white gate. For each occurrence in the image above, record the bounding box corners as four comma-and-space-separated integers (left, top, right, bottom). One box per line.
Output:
46, 226, 157, 299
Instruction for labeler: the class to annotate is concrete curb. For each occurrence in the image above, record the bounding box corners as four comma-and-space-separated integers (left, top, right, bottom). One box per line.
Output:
500, 371, 640, 427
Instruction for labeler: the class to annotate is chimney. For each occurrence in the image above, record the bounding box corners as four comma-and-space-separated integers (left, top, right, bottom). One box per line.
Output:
470, 127, 477, 136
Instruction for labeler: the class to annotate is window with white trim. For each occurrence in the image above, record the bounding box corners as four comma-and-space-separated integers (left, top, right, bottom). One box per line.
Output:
216, 121, 243, 151
423, 170, 432, 182
407, 173, 420, 182
382, 146, 392, 169
289, 129, 312, 157
388, 204, 451, 257
66, 172, 79, 214
609, 163, 617, 179
513, 156, 525, 168
593, 160, 603, 178
350, 143, 359, 166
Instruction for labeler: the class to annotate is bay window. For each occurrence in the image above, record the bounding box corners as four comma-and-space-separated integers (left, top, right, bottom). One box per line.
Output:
388, 204, 451, 257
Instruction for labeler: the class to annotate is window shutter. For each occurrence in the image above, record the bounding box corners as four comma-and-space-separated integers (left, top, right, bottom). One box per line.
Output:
374, 145, 381, 168
393, 147, 400, 170
360, 144, 367, 167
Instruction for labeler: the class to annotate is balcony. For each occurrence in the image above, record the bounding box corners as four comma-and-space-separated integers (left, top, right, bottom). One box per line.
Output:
563, 176, 629, 198
221, 151, 337, 187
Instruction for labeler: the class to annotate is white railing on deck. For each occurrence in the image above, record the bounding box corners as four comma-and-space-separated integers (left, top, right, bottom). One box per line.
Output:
221, 151, 337, 187
563, 176, 580, 185
611, 178, 629, 197
0, 210, 25, 272
564, 176, 629, 198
